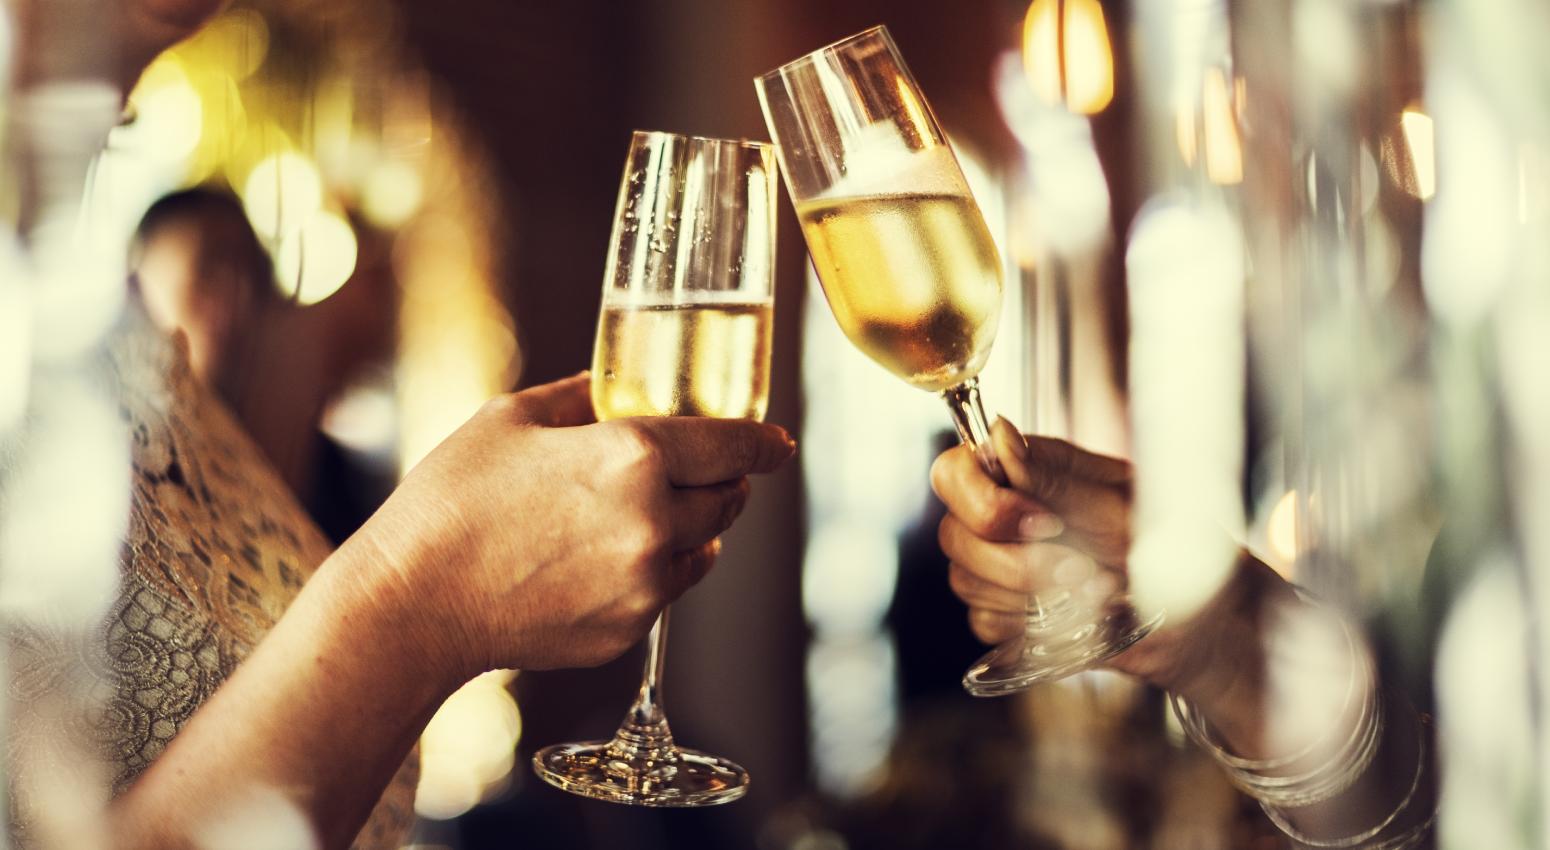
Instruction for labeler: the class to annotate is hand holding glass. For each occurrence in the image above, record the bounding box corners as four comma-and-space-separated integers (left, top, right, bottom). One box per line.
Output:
757, 26, 1159, 696
532, 131, 777, 805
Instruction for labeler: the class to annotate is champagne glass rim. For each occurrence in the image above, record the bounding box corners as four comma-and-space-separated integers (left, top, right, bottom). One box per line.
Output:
631, 128, 773, 153
755, 24, 891, 82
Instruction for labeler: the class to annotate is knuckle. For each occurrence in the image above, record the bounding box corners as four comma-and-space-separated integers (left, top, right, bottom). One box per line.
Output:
480, 393, 524, 420
623, 513, 671, 563
616, 422, 665, 476
623, 592, 656, 624
1029, 440, 1076, 504
947, 562, 977, 598
969, 608, 1019, 644
718, 480, 751, 531
968, 492, 1006, 537
968, 609, 1001, 644
928, 452, 951, 497
937, 517, 961, 559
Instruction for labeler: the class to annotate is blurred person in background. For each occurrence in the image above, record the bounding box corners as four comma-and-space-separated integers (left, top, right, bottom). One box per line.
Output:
6, 2, 797, 849
131, 188, 397, 543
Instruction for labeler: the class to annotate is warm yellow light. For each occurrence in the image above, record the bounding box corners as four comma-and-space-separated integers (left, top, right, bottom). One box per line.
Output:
1175, 67, 1242, 184
1023, 0, 1062, 107
1401, 109, 1436, 201
1176, 110, 1198, 168
1022, 0, 1115, 115
1268, 490, 1300, 566
123, 58, 204, 164
415, 671, 521, 821
894, 75, 935, 149
316, 75, 357, 181
1202, 67, 1243, 185
179, 9, 270, 80
362, 161, 425, 228
242, 151, 324, 239
275, 210, 358, 305
1061, 0, 1114, 115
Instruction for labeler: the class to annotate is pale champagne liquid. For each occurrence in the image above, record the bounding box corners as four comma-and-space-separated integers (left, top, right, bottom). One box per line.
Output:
592, 302, 773, 421
797, 192, 1003, 392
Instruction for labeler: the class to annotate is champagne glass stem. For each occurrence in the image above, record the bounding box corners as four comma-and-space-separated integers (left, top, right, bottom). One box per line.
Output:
941, 377, 1071, 630
941, 378, 1007, 485
627, 609, 670, 728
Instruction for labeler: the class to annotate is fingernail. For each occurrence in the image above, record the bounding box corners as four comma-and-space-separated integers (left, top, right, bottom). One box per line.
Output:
1019, 513, 1064, 540
995, 416, 1030, 460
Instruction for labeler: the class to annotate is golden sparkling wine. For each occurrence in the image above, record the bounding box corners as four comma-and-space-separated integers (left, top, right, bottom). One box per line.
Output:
797, 192, 1003, 392
592, 302, 773, 421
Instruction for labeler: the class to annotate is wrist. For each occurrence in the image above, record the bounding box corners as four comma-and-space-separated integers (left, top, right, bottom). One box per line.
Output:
315, 530, 475, 707
1166, 554, 1295, 752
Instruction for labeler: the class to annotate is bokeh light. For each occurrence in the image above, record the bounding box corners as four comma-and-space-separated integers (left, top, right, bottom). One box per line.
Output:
275, 209, 359, 305
1267, 490, 1300, 567
242, 152, 325, 240
122, 57, 205, 164
362, 160, 425, 228
192, 786, 318, 850
1125, 199, 1245, 621
415, 671, 522, 821
1201, 67, 1243, 185
181, 9, 271, 81
0, 380, 129, 626
1023, 0, 1115, 116
1400, 109, 1437, 200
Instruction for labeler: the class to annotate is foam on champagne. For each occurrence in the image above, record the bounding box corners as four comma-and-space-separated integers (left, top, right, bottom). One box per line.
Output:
797, 141, 1003, 392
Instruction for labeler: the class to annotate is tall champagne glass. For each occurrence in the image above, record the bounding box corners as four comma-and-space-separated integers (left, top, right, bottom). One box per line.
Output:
756, 26, 1159, 696
531, 131, 777, 806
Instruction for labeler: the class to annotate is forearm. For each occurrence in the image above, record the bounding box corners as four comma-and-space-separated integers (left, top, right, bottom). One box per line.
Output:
1173, 554, 1437, 847
110, 535, 461, 850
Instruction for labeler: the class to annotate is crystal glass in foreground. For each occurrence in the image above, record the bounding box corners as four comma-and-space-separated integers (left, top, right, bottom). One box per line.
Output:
532, 131, 777, 805
757, 26, 1159, 696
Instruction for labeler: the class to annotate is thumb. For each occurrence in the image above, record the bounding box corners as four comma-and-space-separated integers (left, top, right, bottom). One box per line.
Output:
510, 373, 596, 427
990, 417, 1132, 561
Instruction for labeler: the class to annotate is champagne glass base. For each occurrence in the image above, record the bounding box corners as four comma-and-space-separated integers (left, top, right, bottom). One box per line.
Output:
962, 606, 1165, 697
533, 740, 749, 808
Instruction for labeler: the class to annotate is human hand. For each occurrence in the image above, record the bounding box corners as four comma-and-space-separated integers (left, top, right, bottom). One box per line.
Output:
350, 373, 796, 682
930, 418, 1131, 646
931, 418, 1292, 724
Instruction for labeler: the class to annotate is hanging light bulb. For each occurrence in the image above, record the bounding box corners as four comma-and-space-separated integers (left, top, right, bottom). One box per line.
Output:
1022, 0, 1115, 115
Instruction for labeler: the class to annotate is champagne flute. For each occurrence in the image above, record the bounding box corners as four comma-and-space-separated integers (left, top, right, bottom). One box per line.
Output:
756, 26, 1160, 697
531, 130, 777, 806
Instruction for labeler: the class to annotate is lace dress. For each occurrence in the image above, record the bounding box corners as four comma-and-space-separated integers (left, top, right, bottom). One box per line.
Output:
5, 316, 417, 848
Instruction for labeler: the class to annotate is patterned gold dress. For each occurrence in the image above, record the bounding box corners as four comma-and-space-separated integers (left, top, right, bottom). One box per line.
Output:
6, 316, 417, 849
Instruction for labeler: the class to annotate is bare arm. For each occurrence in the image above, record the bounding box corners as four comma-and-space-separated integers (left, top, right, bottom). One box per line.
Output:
932, 419, 1435, 847
111, 535, 453, 849
108, 376, 795, 849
